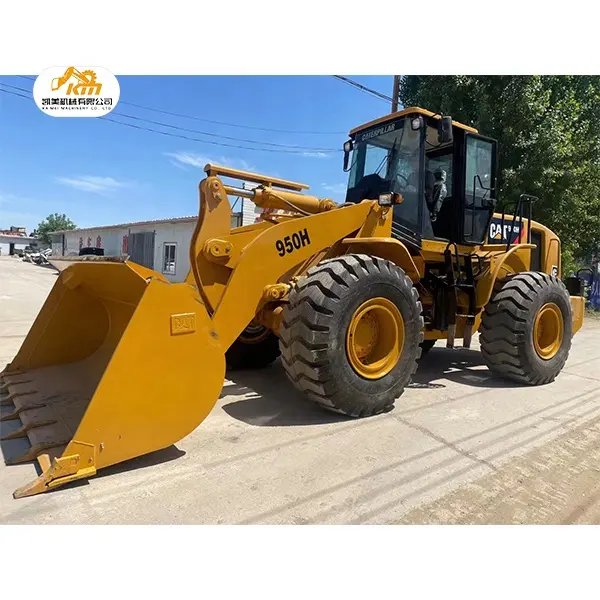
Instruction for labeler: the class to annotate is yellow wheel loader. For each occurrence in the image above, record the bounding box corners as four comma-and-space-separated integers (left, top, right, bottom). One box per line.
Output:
1, 107, 585, 498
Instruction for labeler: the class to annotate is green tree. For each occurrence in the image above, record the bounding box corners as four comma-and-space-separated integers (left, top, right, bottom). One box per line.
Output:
398, 76, 600, 269
33, 213, 77, 246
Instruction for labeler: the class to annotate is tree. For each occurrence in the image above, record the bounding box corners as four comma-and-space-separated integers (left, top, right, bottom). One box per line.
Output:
398, 76, 600, 271
34, 213, 77, 246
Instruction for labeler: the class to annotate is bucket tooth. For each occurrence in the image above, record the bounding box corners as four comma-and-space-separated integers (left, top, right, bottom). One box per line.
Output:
1, 377, 32, 389
12, 445, 69, 499
0, 406, 58, 440
1, 425, 29, 441
0, 390, 36, 406
6, 442, 67, 465
0, 402, 47, 422
5, 421, 72, 465
0, 389, 67, 419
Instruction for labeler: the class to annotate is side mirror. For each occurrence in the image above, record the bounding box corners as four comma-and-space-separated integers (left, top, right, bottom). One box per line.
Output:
343, 139, 353, 172
438, 115, 453, 144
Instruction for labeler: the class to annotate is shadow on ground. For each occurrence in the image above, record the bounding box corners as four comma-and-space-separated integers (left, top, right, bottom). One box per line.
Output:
222, 346, 522, 428
412, 346, 522, 390
222, 363, 353, 427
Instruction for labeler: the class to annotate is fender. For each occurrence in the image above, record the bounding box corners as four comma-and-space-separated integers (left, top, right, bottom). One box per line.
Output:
476, 243, 535, 308
340, 237, 423, 282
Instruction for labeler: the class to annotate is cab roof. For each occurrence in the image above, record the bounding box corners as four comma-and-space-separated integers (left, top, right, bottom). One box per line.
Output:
349, 106, 479, 136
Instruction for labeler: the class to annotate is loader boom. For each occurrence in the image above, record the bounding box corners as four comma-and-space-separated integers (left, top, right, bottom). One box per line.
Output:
187, 165, 389, 349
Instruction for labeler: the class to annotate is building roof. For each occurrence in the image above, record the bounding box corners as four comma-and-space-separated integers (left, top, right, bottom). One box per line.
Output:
54, 215, 198, 234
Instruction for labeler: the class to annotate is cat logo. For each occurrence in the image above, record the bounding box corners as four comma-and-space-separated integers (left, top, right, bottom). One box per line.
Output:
488, 218, 525, 245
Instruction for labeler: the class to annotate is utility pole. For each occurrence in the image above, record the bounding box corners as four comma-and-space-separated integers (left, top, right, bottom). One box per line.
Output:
391, 75, 400, 113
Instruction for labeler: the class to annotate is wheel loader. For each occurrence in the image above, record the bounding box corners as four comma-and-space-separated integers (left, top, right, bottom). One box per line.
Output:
0, 107, 585, 499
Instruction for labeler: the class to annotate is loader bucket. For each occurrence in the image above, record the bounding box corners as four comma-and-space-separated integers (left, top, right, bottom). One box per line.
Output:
0, 259, 225, 498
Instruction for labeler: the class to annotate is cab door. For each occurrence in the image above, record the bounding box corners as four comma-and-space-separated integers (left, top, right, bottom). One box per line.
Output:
462, 133, 497, 245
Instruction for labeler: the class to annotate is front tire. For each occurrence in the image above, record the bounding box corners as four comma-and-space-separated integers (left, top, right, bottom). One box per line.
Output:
279, 254, 424, 417
480, 271, 573, 385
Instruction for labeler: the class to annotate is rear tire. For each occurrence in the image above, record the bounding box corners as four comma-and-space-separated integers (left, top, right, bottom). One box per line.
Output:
279, 254, 424, 417
480, 271, 573, 385
225, 323, 281, 371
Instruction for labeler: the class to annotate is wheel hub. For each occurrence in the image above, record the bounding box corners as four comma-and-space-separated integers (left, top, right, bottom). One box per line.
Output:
346, 297, 404, 380
533, 302, 563, 360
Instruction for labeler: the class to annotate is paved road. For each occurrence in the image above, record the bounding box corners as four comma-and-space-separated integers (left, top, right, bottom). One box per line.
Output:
1, 257, 599, 524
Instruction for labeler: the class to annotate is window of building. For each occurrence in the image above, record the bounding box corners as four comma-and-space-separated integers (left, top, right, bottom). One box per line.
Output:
163, 243, 177, 274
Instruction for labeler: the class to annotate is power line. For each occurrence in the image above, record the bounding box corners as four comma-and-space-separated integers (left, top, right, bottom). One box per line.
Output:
16, 74, 347, 135
0, 87, 340, 155
117, 100, 347, 136
2, 81, 341, 152
0, 87, 31, 101
100, 116, 338, 154
332, 75, 394, 103
113, 112, 341, 152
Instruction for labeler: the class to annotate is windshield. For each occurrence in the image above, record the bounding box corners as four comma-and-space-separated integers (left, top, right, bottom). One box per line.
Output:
348, 119, 421, 193
346, 118, 423, 232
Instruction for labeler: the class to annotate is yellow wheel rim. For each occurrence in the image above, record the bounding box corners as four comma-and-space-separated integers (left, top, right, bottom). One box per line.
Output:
533, 302, 563, 360
346, 297, 404, 380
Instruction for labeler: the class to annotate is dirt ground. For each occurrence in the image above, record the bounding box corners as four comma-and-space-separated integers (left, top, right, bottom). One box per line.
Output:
1, 256, 599, 524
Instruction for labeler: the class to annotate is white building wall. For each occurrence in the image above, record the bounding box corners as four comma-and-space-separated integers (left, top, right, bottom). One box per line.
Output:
51, 238, 63, 255
61, 220, 197, 283
146, 221, 195, 283
241, 197, 256, 226
63, 228, 127, 256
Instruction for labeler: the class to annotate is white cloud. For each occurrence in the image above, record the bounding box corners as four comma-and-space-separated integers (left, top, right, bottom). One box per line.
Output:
169, 159, 187, 170
165, 152, 256, 173
56, 176, 129, 194
322, 183, 347, 195
302, 151, 329, 158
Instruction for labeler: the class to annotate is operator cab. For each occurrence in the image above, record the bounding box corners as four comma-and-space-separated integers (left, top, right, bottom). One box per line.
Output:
343, 107, 497, 251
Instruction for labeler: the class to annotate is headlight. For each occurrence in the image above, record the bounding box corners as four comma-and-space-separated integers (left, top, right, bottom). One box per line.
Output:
378, 193, 393, 206
411, 117, 422, 131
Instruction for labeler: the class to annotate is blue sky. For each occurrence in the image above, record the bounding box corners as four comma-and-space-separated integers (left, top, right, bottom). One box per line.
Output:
0, 75, 394, 234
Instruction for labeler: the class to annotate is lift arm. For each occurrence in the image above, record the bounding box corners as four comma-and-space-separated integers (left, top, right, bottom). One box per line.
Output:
186, 164, 383, 350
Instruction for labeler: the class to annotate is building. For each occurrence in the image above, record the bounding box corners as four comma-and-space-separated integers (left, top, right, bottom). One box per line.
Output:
50, 195, 258, 282
1, 226, 27, 236
0, 226, 37, 255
